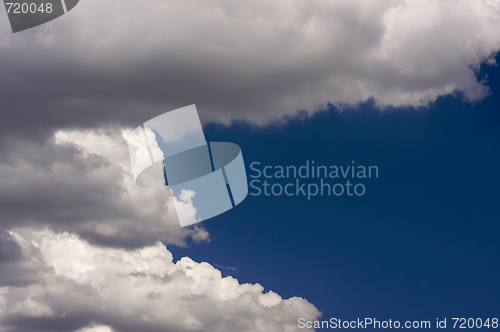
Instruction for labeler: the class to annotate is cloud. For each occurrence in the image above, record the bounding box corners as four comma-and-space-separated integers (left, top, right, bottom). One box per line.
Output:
0, 230, 50, 287
0, 0, 499, 134
0, 127, 208, 248
172, 189, 201, 227
0, 229, 321, 332
75, 326, 114, 332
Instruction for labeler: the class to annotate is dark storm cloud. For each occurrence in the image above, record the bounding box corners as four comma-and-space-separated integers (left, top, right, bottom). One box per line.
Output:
0, 128, 209, 248
0, 0, 499, 141
0, 230, 49, 287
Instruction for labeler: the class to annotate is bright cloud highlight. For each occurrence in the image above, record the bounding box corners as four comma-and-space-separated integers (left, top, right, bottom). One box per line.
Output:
0, 229, 320, 332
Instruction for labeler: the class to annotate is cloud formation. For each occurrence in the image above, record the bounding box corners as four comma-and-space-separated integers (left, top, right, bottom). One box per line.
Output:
0, 229, 320, 332
0, 127, 208, 248
0, 0, 499, 133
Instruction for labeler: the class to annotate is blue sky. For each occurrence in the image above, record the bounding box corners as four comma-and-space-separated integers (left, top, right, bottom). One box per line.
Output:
170, 54, 500, 328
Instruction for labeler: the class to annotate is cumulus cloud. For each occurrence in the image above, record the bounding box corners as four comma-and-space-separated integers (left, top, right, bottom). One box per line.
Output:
0, 229, 320, 332
0, 127, 208, 248
75, 326, 114, 332
0, 0, 499, 133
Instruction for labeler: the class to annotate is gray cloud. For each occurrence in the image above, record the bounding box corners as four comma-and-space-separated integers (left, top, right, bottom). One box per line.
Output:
0, 0, 499, 138
0, 229, 321, 332
0, 127, 208, 248
0, 230, 50, 287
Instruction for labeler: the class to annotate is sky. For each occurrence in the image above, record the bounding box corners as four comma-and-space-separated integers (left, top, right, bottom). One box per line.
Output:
0, 0, 499, 331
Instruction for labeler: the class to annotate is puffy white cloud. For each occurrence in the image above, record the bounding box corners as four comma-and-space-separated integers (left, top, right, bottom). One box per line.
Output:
75, 326, 115, 332
0, 0, 499, 130
0, 229, 320, 332
172, 189, 201, 227
0, 127, 208, 248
